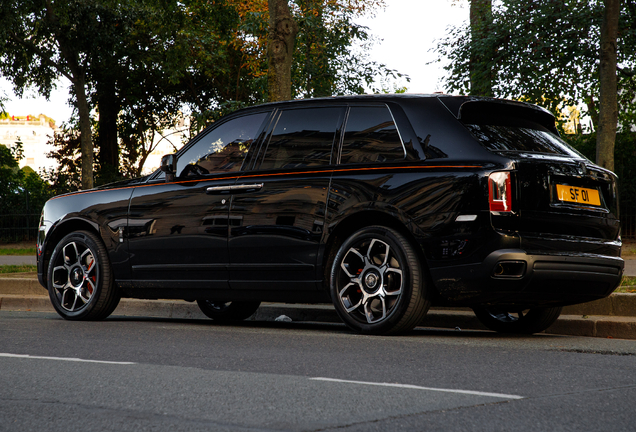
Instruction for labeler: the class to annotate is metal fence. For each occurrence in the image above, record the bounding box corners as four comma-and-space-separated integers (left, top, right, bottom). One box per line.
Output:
622, 209, 636, 240
0, 213, 40, 243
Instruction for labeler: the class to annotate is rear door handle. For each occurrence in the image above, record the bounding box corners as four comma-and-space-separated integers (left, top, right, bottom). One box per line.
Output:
206, 183, 263, 195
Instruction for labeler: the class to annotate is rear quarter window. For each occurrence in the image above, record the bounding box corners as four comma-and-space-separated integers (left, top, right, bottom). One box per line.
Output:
340, 106, 406, 164
465, 123, 583, 158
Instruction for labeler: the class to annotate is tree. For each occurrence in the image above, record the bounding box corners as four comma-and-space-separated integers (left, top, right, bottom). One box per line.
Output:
292, 0, 401, 98
0, 144, 24, 214
0, 1, 104, 190
1, 1, 198, 186
6, 0, 402, 191
435, 0, 636, 170
42, 125, 83, 195
14, 1, 242, 186
0, 93, 6, 114
0, 143, 51, 218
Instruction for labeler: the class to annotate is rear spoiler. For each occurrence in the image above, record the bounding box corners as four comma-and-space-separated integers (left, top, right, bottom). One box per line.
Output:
437, 96, 559, 135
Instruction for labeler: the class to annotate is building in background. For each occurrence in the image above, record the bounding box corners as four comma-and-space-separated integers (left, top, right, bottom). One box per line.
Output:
0, 114, 58, 172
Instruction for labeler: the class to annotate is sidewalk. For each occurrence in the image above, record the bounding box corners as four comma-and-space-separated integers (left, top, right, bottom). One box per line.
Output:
0, 256, 36, 265
626, 257, 636, 276
1, 271, 635, 339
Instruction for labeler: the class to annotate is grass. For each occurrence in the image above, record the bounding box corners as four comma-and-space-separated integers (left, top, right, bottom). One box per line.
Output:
0, 264, 37, 274
616, 276, 636, 293
0, 248, 36, 256
623, 240, 636, 257
0, 241, 36, 256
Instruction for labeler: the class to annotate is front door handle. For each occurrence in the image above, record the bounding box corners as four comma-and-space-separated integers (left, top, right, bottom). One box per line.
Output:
206, 186, 232, 195
206, 183, 263, 195
231, 183, 264, 193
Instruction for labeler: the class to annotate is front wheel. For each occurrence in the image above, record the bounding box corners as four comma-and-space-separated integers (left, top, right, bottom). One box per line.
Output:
196, 300, 261, 322
472, 306, 563, 334
47, 230, 120, 320
330, 226, 430, 335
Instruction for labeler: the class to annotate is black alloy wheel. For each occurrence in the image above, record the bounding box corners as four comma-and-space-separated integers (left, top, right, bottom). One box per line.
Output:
47, 230, 120, 320
330, 226, 430, 335
472, 306, 563, 334
196, 300, 261, 322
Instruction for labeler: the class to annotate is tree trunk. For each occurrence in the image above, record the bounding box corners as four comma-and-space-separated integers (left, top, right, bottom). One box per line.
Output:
267, 0, 299, 102
596, 0, 620, 171
75, 75, 94, 190
469, 0, 493, 97
97, 77, 120, 181
45, 0, 93, 189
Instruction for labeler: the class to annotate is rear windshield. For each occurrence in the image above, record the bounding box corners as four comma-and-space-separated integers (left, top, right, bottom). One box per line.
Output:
465, 123, 583, 158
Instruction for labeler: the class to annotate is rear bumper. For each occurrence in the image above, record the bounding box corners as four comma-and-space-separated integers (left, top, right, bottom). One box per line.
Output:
430, 249, 624, 307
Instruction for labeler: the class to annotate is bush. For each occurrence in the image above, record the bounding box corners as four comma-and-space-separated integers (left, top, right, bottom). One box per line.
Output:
0, 144, 53, 242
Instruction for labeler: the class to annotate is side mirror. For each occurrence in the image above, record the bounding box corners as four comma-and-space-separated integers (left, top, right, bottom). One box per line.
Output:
160, 154, 176, 182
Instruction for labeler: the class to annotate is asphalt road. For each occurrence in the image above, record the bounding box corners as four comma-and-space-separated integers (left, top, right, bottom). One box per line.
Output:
1, 311, 635, 431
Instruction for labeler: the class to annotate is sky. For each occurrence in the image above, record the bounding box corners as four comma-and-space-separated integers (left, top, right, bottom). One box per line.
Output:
0, 0, 470, 126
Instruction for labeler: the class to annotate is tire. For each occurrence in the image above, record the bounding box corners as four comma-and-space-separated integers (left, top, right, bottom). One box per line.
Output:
330, 226, 430, 335
47, 230, 120, 320
472, 306, 563, 334
196, 300, 261, 322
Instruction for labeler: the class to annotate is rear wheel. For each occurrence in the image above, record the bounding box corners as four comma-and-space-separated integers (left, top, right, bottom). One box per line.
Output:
330, 226, 430, 335
196, 300, 261, 322
472, 306, 562, 334
47, 230, 120, 320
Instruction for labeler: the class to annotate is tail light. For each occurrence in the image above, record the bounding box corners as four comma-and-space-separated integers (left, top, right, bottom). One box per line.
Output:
489, 171, 512, 213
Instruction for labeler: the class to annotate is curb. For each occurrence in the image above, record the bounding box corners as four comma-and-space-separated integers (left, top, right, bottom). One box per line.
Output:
2, 295, 636, 340
562, 293, 636, 317
0, 275, 46, 296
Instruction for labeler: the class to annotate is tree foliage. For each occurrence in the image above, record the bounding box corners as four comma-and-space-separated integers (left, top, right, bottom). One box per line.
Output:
2, 0, 402, 192
0, 145, 24, 212
0, 143, 52, 217
0, 0, 128, 189
437, 0, 635, 215
469, 0, 494, 96
435, 0, 636, 130
563, 131, 636, 213
291, 0, 399, 97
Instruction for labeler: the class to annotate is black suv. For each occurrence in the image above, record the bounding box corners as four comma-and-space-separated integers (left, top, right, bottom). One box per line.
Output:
36, 95, 625, 335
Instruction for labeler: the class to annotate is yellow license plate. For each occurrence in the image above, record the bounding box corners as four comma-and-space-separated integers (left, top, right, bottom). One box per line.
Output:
556, 184, 601, 206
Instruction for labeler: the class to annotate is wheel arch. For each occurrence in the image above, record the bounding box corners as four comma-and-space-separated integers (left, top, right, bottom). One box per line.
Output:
321, 210, 429, 291
40, 217, 101, 287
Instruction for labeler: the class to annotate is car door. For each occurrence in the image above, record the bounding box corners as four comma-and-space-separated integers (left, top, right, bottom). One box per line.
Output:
228, 105, 345, 292
126, 111, 270, 291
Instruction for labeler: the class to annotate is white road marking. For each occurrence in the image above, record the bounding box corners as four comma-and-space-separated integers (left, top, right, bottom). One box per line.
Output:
310, 377, 524, 399
0, 353, 136, 365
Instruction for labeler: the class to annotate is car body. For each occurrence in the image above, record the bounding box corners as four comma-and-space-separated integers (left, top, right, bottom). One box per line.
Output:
36, 94, 625, 334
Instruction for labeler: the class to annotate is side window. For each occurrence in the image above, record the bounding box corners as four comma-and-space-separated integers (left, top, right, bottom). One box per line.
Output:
260, 107, 343, 170
340, 106, 405, 164
177, 112, 267, 177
